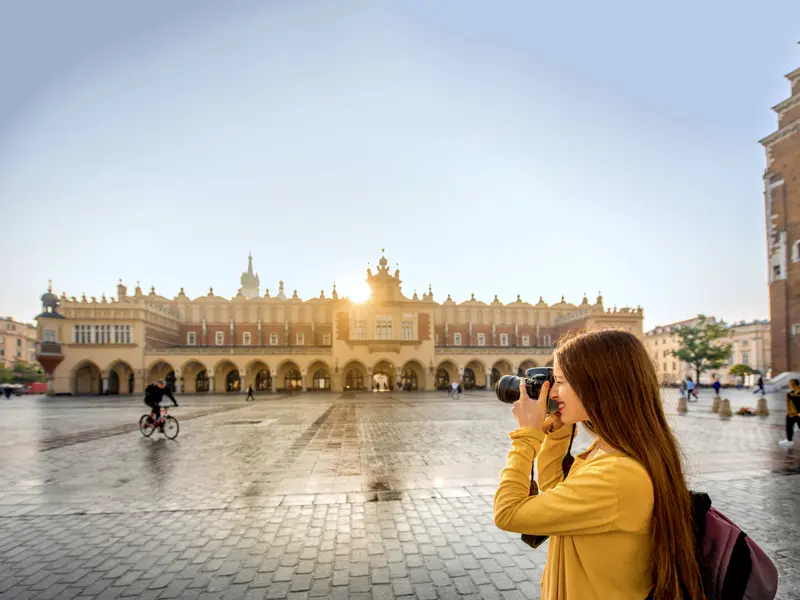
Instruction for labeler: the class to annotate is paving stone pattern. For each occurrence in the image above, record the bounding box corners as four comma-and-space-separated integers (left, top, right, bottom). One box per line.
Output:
0, 389, 798, 599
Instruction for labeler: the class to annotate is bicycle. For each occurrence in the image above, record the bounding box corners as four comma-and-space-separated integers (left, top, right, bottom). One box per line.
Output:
139, 406, 179, 439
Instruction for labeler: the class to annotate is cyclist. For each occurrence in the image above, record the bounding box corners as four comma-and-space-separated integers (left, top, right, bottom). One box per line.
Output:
144, 380, 178, 429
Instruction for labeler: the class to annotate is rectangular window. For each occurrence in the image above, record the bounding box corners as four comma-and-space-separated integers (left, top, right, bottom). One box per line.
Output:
401, 321, 414, 340
187, 332, 196, 346
543, 335, 551, 346
16, 339, 21, 347
742, 351, 749, 365
793, 324, 800, 336
672, 361, 676, 371
44, 329, 56, 343
243, 332, 251, 345
741, 340, 749, 346
322, 333, 331, 345
375, 316, 392, 340
477, 333, 485, 346
522, 335, 530, 346
500, 333, 509, 346
296, 332, 304, 345
663, 350, 668, 358
270, 333, 278, 345
215, 332, 224, 345
434, 334, 439, 345
454, 333, 462, 345
663, 363, 667, 372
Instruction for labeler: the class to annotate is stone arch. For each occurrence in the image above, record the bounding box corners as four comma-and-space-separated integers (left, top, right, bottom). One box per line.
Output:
179, 360, 208, 393
343, 360, 367, 391
518, 358, 539, 376
372, 359, 396, 391
436, 360, 459, 390
212, 359, 239, 393
244, 359, 271, 392
306, 360, 331, 391
464, 359, 489, 389
105, 360, 134, 395
276, 360, 302, 392
400, 359, 426, 391
490, 359, 514, 389
146, 360, 177, 392
72, 359, 102, 395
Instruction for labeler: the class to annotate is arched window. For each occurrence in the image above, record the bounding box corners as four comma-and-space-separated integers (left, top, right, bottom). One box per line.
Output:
401, 368, 418, 390
285, 369, 302, 391
436, 368, 450, 389
196, 371, 209, 393
226, 370, 241, 392
346, 369, 364, 390
255, 369, 271, 391
312, 369, 331, 390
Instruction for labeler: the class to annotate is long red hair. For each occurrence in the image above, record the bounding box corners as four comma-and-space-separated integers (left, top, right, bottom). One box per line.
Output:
555, 329, 703, 600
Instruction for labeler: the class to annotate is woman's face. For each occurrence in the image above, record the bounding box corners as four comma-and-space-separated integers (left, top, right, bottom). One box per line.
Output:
551, 358, 590, 425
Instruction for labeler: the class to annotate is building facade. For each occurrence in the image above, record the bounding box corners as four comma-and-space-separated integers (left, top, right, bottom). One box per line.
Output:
761, 63, 800, 374
35, 253, 644, 395
0, 317, 38, 368
645, 317, 771, 385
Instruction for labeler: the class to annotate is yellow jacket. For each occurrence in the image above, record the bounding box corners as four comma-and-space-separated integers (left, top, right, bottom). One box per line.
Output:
494, 425, 654, 600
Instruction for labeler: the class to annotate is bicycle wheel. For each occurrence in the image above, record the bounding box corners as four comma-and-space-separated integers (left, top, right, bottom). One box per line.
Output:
139, 414, 155, 437
162, 416, 179, 439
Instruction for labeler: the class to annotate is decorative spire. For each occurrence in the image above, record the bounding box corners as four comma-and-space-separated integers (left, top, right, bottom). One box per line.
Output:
264, 288, 270, 298
471, 292, 475, 300
101, 293, 107, 303
412, 290, 419, 300
332, 282, 338, 300
320, 289, 325, 299
208, 286, 214, 296
150, 285, 156, 295
48, 279, 53, 293
247, 252, 254, 276
517, 294, 521, 302
292, 289, 298, 299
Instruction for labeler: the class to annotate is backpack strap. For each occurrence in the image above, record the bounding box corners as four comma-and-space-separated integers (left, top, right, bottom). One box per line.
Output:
520, 424, 578, 550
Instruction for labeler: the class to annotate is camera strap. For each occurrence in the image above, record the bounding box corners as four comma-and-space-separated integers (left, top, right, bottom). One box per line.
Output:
520, 423, 578, 550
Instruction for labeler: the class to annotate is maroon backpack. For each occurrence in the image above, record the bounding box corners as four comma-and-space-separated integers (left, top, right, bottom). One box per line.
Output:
691, 492, 778, 600
646, 492, 778, 599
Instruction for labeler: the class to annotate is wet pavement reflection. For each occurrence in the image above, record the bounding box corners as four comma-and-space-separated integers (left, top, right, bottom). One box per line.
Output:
0, 388, 798, 599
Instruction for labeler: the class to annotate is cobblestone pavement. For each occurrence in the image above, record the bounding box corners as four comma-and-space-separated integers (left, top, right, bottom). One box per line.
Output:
0, 388, 798, 599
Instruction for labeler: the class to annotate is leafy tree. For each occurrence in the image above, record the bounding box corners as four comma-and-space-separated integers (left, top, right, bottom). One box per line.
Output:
729, 364, 755, 385
3, 362, 45, 384
672, 315, 732, 384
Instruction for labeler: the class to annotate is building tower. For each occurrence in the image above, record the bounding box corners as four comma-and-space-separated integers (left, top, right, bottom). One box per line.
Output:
760, 62, 800, 374
239, 253, 260, 299
34, 281, 65, 394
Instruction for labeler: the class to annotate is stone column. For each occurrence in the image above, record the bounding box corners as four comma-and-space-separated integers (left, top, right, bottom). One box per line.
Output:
395, 369, 403, 390
46, 373, 54, 395
366, 369, 373, 391
240, 370, 246, 393
300, 370, 307, 392
270, 372, 277, 393
209, 374, 216, 394
174, 370, 182, 394
102, 374, 109, 394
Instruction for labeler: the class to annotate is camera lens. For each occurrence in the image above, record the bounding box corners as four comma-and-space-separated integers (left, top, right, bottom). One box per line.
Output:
495, 375, 521, 404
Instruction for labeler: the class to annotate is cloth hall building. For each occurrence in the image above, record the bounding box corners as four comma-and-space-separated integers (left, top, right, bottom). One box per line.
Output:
35, 253, 644, 395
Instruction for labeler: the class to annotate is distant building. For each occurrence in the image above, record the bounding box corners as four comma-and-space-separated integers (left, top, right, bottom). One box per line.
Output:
645, 317, 770, 385
35, 252, 645, 395
0, 316, 38, 369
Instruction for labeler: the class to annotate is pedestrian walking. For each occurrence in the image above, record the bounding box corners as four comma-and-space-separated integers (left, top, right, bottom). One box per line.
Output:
753, 375, 765, 395
246, 385, 255, 401
712, 377, 721, 397
779, 378, 800, 448
685, 377, 698, 402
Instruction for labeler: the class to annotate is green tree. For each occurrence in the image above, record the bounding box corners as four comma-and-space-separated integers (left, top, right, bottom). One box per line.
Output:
9, 362, 45, 384
729, 364, 755, 385
672, 315, 732, 384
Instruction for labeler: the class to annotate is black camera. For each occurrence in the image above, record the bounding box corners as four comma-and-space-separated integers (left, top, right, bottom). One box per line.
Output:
495, 367, 559, 413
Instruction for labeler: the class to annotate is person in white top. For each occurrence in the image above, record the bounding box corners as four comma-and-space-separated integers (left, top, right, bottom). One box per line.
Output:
451, 380, 460, 399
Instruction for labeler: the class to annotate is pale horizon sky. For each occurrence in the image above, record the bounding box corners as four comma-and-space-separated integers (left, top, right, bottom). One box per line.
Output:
1, 1, 798, 331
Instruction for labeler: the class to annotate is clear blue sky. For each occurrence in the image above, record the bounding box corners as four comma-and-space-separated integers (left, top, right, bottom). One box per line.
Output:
1, 0, 798, 330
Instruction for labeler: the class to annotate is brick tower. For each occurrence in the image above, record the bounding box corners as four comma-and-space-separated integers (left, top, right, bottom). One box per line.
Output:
761, 63, 800, 374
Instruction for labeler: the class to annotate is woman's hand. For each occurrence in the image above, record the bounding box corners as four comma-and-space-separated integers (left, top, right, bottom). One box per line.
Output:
512, 380, 549, 431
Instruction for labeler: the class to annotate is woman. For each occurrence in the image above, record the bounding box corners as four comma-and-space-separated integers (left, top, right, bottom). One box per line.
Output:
494, 330, 702, 600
